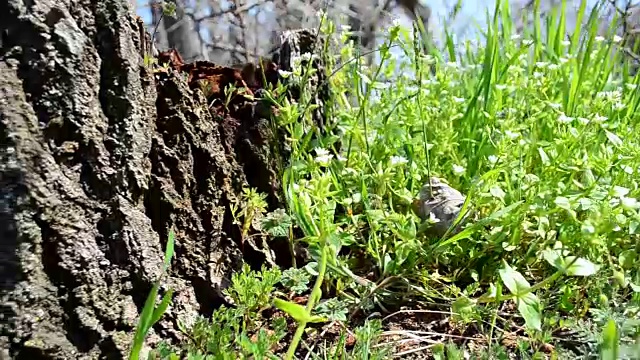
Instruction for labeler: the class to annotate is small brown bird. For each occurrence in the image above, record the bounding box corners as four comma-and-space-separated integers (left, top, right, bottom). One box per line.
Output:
412, 177, 470, 238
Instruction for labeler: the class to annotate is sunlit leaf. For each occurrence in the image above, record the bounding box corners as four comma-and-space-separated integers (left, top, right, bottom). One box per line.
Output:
564, 256, 599, 276
499, 261, 531, 295
601, 319, 619, 360
517, 293, 542, 331
274, 298, 310, 323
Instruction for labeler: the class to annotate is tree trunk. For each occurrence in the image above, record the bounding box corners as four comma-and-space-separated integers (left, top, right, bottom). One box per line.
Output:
163, 0, 201, 62
0, 0, 326, 358
149, 0, 169, 52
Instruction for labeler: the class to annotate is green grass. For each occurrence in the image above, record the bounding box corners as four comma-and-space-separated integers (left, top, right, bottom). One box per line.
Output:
133, 0, 640, 358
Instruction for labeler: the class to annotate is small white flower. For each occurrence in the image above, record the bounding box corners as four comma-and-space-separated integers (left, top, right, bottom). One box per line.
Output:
533, 71, 544, 79
535, 61, 549, 68
561, 40, 571, 47
452, 96, 465, 103
428, 212, 441, 223
558, 113, 574, 124
593, 113, 607, 123
292, 55, 302, 68
452, 164, 466, 176
495, 84, 507, 91
595, 36, 605, 42
421, 54, 436, 64
614, 102, 626, 111
613, 35, 623, 43
577, 117, 590, 125
391, 17, 402, 28
511, 34, 522, 40
548, 64, 560, 71
523, 39, 534, 46
278, 70, 292, 78
597, 90, 623, 101
314, 148, 333, 165
445, 61, 459, 69
581, 222, 596, 234
614, 186, 630, 197
314, 155, 333, 165
621, 196, 638, 210
505, 130, 520, 139
390, 155, 408, 166
488, 155, 498, 164
548, 102, 562, 110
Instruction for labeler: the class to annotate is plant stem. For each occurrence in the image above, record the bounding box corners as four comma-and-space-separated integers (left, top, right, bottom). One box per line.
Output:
289, 225, 297, 268
285, 245, 328, 360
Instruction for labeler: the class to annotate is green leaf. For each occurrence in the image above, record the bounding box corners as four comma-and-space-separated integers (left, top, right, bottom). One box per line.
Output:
601, 319, 619, 360
261, 209, 293, 238
307, 315, 328, 323
498, 261, 531, 295
150, 289, 174, 326
542, 249, 599, 276
517, 293, 542, 331
605, 130, 623, 147
162, 2, 177, 17
554, 196, 571, 210
499, 261, 542, 331
164, 230, 175, 271
542, 249, 564, 270
274, 298, 310, 323
538, 147, 550, 165
452, 296, 476, 322
140, 282, 160, 334
564, 256, 599, 276
618, 250, 637, 270
130, 281, 160, 359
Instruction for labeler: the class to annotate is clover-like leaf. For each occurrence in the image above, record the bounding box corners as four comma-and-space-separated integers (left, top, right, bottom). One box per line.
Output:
260, 208, 293, 238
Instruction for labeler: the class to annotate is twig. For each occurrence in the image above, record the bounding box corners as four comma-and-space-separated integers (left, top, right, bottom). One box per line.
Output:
393, 344, 436, 357
380, 329, 478, 341
193, 2, 265, 22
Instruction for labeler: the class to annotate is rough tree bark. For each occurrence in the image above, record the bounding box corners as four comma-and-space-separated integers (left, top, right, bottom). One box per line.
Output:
0, 0, 327, 358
